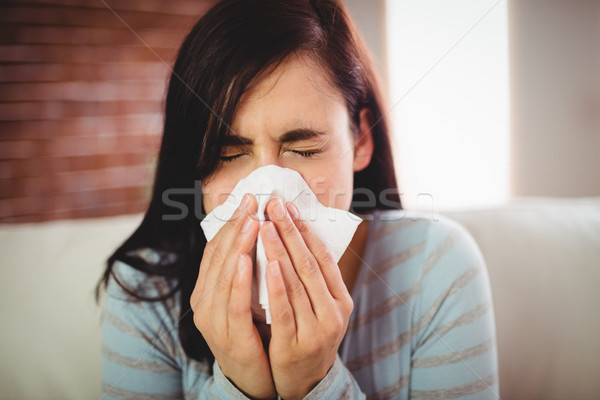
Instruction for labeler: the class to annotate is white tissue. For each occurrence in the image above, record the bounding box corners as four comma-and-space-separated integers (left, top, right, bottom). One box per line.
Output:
200, 165, 362, 324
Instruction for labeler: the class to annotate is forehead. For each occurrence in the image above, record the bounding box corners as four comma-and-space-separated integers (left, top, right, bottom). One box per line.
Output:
230, 54, 349, 135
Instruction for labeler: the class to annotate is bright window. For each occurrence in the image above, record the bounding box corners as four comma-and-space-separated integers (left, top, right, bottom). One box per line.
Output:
385, 0, 509, 211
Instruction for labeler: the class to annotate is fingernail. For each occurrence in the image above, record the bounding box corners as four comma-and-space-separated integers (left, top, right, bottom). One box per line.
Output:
265, 222, 279, 241
268, 260, 280, 277
271, 198, 286, 220
233, 194, 248, 219
286, 202, 300, 220
242, 216, 253, 233
240, 193, 250, 209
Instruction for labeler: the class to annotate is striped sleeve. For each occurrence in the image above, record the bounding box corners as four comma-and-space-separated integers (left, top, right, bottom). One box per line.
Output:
409, 218, 500, 399
100, 261, 257, 400
303, 355, 366, 399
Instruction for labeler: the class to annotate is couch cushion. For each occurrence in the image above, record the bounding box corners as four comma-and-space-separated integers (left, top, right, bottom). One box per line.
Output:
0, 214, 142, 399
442, 197, 600, 400
2, 197, 599, 399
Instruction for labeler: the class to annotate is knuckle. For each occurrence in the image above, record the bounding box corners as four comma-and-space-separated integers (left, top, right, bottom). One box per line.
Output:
195, 298, 209, 317
189, 293, 197, 311
231, 237, 246, 254
346, 296, 355, 312
299, 254, 319, 276
316, 243, 335, 264
191, 290, 208, 313
193, 310, 206, 332
277, 349, 294, 366
203, 240, 215, 257
274, 249, 287, 262
287, 279, 305, 299
296, 218, 310, 234
341, 294, 354, 316
330, 314, 345, 333
271, 276, 287, 297
306, 336, 325, 356
228, 299, 244, 318
278, 306, 294, 324
280, 220, 297, 236
215, 270, 233, 291
322, 309, 347, 336
210, 246, 226, 265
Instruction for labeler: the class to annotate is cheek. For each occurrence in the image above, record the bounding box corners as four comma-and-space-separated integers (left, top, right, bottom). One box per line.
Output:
304, 159, 355, 210
201, 181, 236, 215
201, 165, 258, 215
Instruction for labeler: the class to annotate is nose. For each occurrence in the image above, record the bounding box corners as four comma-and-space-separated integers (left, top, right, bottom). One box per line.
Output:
254, 149, 283, 169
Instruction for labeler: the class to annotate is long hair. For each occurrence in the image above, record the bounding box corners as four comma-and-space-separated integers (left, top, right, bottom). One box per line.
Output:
96, 0, 401, 365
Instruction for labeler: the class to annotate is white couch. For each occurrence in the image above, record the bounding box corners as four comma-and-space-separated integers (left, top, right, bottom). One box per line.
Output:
1, 197, 599, 399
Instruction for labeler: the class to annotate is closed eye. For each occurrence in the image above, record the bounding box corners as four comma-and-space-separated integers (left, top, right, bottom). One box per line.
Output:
292, 150, 320, 158
219, 153, 245, 162
220, 150, 321, 162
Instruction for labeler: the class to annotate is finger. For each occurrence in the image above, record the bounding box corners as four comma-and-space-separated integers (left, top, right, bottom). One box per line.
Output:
228, 254, 257, 336
209, 213, 259, 330
286, 201, 351, 303
260, 220, 313, 327
194, 194, 254, 299
200, 193, 257, 295
266, 260, 296, 342
266, 198, 333, 315
193, 194, 258, 326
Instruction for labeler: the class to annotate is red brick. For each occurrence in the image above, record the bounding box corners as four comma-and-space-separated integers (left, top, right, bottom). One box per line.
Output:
0, 161, 12, 179
1, 214, 47, 223
0, 0, 214, 223
0, 196, 38, 217
69, 186, 146, 209
49, 164, 151, 193
0, 159, 43, 178
0, 43, 181, 64
0, 62, 168, 83
0, 25, 192, 50
1, 115, 163, 140
42, 136, 99, 157
0, 100, 163, 121
5, 0, 215, 16
0, 198, 13, 219
0, 81, 166, 102
0, 176, 47, 198
0, 140, 37, 159
0, 5, 203, 30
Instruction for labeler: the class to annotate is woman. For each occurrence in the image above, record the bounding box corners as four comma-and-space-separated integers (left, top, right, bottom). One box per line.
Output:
98, 0, 499, 399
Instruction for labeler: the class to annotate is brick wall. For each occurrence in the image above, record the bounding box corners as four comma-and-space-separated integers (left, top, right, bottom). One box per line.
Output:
0, 0, 216, 223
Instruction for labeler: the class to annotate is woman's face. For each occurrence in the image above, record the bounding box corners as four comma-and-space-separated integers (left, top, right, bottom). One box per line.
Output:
201, 54, 373, 215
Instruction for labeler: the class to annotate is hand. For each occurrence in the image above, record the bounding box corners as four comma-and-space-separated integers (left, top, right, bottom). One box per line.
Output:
260, 198, 354, 400
190, 194, 276, 400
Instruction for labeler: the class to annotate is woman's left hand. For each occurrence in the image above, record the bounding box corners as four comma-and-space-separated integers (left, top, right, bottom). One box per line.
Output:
260, 198, 354, 400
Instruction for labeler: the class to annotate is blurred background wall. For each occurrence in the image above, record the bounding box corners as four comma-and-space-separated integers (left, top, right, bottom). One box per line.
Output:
0, 0, 217, 223
509, 0, 600, 197
0, 0, 598, 223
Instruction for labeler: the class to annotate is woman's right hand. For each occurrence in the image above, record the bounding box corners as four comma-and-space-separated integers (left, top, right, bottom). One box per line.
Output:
190, 194, 276, 400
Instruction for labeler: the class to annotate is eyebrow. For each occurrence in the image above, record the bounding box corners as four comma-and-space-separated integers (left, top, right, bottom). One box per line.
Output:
222, 128, 327, 147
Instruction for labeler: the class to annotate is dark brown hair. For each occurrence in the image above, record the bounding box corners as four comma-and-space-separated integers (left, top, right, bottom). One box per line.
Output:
97, 0, 401, 365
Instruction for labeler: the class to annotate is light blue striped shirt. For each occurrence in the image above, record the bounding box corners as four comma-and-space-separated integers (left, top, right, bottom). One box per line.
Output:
101, 210, 499, 399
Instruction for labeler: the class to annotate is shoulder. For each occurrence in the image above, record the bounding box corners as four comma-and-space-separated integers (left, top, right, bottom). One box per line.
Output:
366, 209, 485, 274
363, 209, 491, 316
355, 209, 484, 305
106, 256, 180, 304
103, 259, 182, 358
369, 210, 495, 343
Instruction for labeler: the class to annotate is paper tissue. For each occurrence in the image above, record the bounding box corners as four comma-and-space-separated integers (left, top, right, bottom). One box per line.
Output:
200, 165, 362, 324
